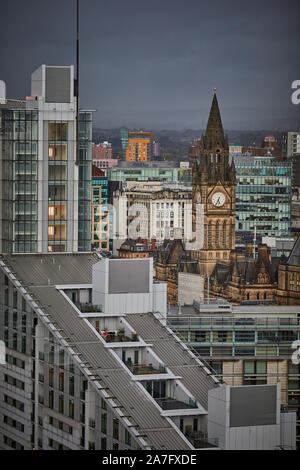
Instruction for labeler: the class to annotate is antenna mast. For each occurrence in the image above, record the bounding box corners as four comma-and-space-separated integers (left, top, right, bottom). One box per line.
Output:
75, 0, 79, 166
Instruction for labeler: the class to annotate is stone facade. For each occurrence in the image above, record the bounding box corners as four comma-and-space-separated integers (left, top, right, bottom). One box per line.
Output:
190, 91, 236, 276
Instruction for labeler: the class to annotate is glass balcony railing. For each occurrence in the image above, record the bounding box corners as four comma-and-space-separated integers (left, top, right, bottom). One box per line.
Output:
101, 330, 138, 343
76, 302, 102, 313
125, 363, 167, 375
185, 430, 219, 449
155, 397, 198, 410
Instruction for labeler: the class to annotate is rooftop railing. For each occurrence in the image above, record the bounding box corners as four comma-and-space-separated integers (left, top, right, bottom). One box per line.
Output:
155, 397, 198, 410
76, 302, 102, 313
185, 430, 219, 449
126, 362, 167, 375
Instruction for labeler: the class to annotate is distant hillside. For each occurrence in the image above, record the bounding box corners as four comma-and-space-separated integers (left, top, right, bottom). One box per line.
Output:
93, 128, 290, 159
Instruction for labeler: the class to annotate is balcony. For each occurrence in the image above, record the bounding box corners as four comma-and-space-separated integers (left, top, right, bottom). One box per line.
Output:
76, 302, 102, 313
125, 361, 167, 375
155, 397, 198, 410
185, 430, 219, 449
101, 330, 138, 343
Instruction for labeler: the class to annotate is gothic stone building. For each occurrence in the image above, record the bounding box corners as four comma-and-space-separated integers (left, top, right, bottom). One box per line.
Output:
190, 90, 236, 276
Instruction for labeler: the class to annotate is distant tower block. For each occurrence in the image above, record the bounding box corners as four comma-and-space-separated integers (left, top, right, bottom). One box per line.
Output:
0, 80, 6, 104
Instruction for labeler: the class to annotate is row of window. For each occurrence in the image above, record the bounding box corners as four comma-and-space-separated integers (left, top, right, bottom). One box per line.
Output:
183, 330, 298, 343
4, 374, 25, 390
3, 414, 25, 433
48, 416, 73, 435
4, 394, 25, 412
3, 435, 24, 450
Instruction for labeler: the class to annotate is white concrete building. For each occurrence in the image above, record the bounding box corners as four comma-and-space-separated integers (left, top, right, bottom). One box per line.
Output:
113, 181, 192, 250
0, 65, 92, 254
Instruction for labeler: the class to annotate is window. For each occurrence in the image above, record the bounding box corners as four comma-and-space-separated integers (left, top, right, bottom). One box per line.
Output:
101, 413, 107, 434
235, 331, 255, 343
209, 361, 222, 375
243, 361, 267, 385
59, 395, 64, 414
49, 390, 54, 409
48, 123, 67, 141
69, 376, 74, 396
59, 372, 64, 391
125, 429, 131, 446
113, 418, 119, 440
69, 399, 74, 419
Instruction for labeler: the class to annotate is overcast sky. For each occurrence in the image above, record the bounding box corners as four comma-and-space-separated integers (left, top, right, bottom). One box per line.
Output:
1, 0, 299, 130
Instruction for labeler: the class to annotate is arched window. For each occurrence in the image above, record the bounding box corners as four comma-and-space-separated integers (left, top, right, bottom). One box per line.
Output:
222, 222, 226, 248
215, 221, 219, 248
208, 222, 212, 248
257, 293, 260, 300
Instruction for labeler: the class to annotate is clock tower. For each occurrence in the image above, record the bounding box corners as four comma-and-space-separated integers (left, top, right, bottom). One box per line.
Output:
191, 90, 236, 275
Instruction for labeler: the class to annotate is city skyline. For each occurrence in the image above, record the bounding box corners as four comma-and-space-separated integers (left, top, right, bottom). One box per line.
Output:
1, 0, 300, 130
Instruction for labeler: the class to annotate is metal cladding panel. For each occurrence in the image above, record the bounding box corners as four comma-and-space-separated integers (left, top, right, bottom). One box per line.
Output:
45, 67, 71, 103
109, 259, 149, 293
230, 385, 277, 427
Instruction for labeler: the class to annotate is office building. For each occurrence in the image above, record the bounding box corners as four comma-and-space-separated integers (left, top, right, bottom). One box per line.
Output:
234, 155, 291, 237
0, 65, 92, 254
107, 160, 191, 184
167, 299, 300, 448
91, 166, 111, 252
0, 254, 296, 450
283, 132, 300, 159
92, 142, 118, 170
113, 181, 192, 247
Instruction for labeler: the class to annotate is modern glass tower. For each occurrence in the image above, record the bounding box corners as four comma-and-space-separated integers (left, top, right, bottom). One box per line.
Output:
0, 65, 92, 253
233, 155, 291, 237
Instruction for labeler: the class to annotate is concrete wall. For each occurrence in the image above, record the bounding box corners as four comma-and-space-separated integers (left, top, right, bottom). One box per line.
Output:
92, 258, 166, 316
208, 383, 296, 450
178, 273, 204, 304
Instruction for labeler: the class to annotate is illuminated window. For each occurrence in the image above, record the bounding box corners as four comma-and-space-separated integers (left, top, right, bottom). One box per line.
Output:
48, 206, 55, 217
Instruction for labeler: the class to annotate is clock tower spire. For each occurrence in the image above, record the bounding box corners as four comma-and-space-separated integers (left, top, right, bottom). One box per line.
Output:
191, 91, 236, 276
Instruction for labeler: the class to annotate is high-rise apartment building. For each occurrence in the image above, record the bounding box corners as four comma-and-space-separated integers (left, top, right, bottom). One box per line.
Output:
125, 131, 153, 162
234, 155, 291, 237
0, 65, 92, 254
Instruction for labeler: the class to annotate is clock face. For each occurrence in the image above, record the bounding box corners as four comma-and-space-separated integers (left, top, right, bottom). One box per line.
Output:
212, 192, 226, 207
